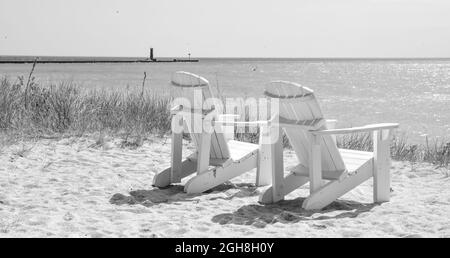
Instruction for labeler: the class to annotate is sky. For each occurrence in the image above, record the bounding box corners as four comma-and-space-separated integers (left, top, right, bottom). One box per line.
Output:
1, 0, 450, 58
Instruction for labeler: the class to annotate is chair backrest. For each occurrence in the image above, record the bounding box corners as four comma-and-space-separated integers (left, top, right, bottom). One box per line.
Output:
171, 71, 231, 160
265, 81, 346, 174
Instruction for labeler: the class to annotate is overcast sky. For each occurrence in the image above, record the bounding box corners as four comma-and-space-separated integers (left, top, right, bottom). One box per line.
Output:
1, 0, 450, 58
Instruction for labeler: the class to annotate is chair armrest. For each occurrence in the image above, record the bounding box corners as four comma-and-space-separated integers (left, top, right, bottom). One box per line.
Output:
170, 105, 183, 115
217, 114, 241, 120
215, 114, 275, 126
310, 123, 399, 136
170, 105, 215, 116
214, 119, 270, 126
326, 119, 337, 127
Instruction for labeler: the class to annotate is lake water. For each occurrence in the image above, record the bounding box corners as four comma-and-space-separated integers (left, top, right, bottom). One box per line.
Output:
1, 58, 449, 142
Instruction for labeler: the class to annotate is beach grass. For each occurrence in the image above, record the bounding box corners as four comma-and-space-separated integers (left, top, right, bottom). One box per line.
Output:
0, 76, 449, 167
0, 76, 171, 142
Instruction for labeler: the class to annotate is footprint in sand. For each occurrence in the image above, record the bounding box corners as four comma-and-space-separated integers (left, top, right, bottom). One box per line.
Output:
310, 224, 327, 230
195, 226, 210, 232
63, 212, 74, 221
341, 230, 362, 237
27, 220, 47, 227
89, 232, 104, 238
165, 227, 188, 235
402, 233, 423, 238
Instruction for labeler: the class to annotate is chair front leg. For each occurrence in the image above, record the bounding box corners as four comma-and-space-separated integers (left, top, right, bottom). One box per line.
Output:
197, 130, 212, 174
308, 133, 324, 193
270, 126, 285, 202
373, 129, 393, 202
171, 114, 183, 183
256, 125, 273, 186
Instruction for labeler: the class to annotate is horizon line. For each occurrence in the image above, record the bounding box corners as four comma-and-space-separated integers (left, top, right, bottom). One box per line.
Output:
2, 54, 450, 60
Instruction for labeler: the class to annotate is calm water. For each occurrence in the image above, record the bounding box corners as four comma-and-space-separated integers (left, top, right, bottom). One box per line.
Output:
1, 58, 450, 142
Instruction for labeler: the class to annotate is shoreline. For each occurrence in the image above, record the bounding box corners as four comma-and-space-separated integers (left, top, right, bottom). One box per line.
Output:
3, 55, 450, 62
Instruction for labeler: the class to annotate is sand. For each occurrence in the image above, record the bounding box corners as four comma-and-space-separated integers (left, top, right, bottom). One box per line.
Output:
0, 135, 449, 238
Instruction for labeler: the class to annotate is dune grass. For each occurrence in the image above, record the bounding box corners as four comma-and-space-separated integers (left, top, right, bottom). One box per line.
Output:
0, 76, 171, 145
337, 133, 450, 168
0, 76, 449, 167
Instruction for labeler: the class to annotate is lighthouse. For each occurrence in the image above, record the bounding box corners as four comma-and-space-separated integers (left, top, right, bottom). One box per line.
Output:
150, 48, 155, 61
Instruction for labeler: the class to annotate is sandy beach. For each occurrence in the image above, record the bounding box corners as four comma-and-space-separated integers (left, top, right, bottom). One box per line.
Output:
0, 135, 449, 238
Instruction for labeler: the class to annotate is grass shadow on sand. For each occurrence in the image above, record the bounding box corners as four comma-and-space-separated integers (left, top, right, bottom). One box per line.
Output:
109, 182, 258, 207
211, 198, 378, 228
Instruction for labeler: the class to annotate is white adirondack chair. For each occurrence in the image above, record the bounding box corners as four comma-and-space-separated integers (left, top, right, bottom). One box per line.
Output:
259, 81, 399, 210
152, 71, 271, 194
